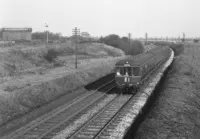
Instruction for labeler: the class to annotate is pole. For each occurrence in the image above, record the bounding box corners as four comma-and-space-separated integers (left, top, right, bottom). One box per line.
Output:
145, 32, 148, 44
47, 30, 48, 43
75, 31, 77, 69
45, 23, 49, 44
182, 32, 185, 43
128, 33, 131, 48
72, 27, 80, 69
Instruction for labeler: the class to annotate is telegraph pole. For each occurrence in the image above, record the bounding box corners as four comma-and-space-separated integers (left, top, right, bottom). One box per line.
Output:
178, 36, 180, 43
182, 32, 185, 42
72, 27, 80, 69
128, 33, 131, 48
145, 32, 148, 44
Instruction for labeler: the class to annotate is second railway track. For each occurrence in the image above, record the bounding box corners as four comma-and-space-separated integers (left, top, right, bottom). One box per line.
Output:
2, 79, 116, 139
3, 78, 145, 139
67, 94, 133, 139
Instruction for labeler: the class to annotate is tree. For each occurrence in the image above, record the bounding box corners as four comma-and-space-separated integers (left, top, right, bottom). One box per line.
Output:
102, 34, 121, 48
32, 32, 67, 42
100, 34, 144, 56
121, 37, 129, 42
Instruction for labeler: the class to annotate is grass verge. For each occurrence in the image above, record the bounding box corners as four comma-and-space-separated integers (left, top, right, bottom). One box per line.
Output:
135, 42, 200, 139
0, 56, 125, 126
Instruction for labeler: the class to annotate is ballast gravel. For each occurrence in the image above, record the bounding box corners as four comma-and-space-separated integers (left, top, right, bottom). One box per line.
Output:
52, 94, 117, 139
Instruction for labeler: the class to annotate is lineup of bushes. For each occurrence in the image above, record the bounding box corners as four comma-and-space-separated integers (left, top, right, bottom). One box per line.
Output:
150, 41, 184, 56
32, 32, 144, 56
193, 39, 199, 43
100, 34, 144, 55
1, 48, 64, 77
169, 43, 184, 56
32, 32, 67, 43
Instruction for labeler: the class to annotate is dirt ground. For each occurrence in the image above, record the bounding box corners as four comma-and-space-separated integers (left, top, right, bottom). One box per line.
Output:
135, 42, 200, 139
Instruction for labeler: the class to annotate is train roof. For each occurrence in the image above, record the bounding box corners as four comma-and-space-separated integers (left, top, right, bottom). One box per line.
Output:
115, 52, 154, 67
115, 46, 169, 67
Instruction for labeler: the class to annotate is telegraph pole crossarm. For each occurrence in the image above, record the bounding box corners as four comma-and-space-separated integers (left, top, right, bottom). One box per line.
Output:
72, 27, 80, 69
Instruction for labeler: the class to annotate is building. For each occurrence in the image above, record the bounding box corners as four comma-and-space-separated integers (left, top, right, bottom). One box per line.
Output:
0, 28, 32, 41
81, 32, 90, 38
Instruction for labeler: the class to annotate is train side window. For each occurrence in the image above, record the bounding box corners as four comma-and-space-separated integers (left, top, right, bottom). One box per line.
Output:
120, 67, 125, 75
125, 67, 132, 76
140, 67, 143, 75
132, 67, 140, 76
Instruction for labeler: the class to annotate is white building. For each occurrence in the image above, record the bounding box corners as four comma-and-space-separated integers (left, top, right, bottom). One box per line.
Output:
0, 28, 32, 41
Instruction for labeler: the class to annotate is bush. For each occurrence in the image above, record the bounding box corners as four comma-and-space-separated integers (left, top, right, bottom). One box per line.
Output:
101, 34, 144, 56
32, 32, 67, 42
1, 50, 35, 77
43, 48, 58, 63
149, 41, 184, 56
169, 43, 184, 56
3, 63, 17, 76
194, 39, 199, 43
126, 40, 144, 55
102, 34, 121, 49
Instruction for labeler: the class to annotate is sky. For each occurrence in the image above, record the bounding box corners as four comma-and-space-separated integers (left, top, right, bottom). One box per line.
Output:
0, 0, 200, 38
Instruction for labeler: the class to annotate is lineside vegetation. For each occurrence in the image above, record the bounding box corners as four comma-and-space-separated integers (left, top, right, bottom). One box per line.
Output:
135, 42, 200, 138
100, 34, 144, 55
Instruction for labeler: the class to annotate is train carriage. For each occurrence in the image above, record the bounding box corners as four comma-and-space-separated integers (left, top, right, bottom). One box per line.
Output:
115, 46, 171, 93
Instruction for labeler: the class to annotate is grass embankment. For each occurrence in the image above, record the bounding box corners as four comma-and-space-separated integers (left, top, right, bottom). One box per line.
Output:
0, 42, 126, 126
135, 42, 200, 138
0, 42, 123, 77
0, 40, 149, 127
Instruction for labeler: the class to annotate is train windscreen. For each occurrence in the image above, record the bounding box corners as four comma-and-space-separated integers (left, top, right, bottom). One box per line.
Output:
115, 67, 125, 76
115, 67, 132, 76
115, 67, 140, 76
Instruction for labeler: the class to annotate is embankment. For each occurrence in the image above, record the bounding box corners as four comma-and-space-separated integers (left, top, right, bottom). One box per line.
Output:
0, 56, 126, 127
135, 42, 200, 139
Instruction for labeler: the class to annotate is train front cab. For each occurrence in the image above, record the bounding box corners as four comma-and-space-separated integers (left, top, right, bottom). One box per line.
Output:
115, 65, 141, 93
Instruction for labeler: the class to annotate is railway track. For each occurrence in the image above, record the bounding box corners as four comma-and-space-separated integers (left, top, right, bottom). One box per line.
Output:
67, 94, 133, 139
65, 93, 143, 139
2, 80, 116, 139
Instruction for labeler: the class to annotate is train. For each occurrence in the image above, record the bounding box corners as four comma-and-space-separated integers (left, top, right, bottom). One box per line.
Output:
114, 46, 171, 92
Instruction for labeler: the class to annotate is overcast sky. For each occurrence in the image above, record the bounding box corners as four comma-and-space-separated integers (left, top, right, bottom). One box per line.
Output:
0, 0, 199, 38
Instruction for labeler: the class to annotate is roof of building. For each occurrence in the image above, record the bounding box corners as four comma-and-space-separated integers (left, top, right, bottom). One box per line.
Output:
1, 28, 32, 32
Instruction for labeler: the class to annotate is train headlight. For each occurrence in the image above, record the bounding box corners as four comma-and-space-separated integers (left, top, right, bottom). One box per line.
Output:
116, 71, 120, 76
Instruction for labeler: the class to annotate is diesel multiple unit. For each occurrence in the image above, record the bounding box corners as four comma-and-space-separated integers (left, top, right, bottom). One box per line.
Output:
115, 46, 171, 92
